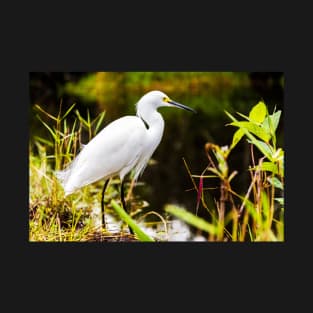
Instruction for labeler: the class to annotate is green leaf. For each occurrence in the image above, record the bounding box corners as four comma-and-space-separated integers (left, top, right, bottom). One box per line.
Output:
247, 138, 273, 161
165, 205, 218, 235
224, 110, 237, 123
236, 112, 250, 121
62, 103, 76, 120
271, 110, 281, 131
75, 110, 90, 128
34, 104, 58, 121
230, 121, 271, 142
267, 177, 284, 190
230, 128, 245, 150
259, 161, 278, 174
36, 114, 58, 142
239, 197, 261, 224
262, 110, 281, 135
261, 190, 270, 220
34, 136, 54, 147
94, 111, 106, 134
249, 101, 267, 123
110, 200, 154, 242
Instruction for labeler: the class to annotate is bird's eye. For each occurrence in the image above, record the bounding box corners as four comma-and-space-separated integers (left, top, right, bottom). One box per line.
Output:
163, 97, 169, 102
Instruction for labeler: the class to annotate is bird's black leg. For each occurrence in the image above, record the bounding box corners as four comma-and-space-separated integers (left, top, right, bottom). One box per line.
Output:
120, 180, 134, 234
101, 179, 110, 231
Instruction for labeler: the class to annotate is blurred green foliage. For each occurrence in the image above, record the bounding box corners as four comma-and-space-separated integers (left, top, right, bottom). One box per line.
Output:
60, 72, 253, 116
30, 71, 283, 133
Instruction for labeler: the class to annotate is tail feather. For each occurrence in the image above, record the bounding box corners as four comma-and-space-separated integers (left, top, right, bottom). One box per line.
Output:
55, 152, 83, 196
54, 168, 72, 196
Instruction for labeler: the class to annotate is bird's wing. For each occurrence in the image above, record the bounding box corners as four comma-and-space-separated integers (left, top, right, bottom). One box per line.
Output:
56, 116, 147, 194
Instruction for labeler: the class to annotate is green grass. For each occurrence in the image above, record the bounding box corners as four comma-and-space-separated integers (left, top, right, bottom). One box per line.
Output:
29, 103, 154, 242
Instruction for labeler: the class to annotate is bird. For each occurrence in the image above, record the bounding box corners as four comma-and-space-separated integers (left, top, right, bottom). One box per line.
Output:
55, 90, 196, 234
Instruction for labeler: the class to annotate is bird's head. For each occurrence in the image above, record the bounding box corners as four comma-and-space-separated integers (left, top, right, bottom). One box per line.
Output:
136, 90, 196, 113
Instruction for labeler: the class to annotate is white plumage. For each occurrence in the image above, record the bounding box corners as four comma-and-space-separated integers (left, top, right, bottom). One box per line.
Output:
55, 90, 195, 196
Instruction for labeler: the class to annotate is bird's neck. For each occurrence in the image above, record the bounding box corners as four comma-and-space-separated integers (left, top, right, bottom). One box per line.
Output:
137, 104, 164, 133
138, 107, 165, 155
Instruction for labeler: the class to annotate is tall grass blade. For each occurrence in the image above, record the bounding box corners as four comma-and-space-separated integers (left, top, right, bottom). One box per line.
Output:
34, 104, 58, 121
165, 205, 218, 235
62, 103, 76, 120
34, 136, 54, 147
94, 111, 106, 134
36, 115, 58, 142
110, 200, 154, 242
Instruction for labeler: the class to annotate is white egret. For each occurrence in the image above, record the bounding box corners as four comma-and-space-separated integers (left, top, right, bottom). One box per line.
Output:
55, 90, 196, 233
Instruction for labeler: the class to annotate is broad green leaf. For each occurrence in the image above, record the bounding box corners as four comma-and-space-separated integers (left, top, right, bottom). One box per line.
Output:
110, 200, 154, 242
230, 128, 245, 150
259, 161, 278, 174
230, 121, 271, 142
270, 110, 281, 130
247, 138, 273, 161
272, 147, 284, 163
228, 113, 273, 160
262, 110, 281, 135
165, 205, 218, 235
249, 101, 267, 123
267, 176, 284, 190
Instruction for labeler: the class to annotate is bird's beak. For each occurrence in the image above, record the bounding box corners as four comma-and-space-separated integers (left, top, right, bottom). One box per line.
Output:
168, 100, 197, 113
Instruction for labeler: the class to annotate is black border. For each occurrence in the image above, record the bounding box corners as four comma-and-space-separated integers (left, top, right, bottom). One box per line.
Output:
4, 4, 307, 310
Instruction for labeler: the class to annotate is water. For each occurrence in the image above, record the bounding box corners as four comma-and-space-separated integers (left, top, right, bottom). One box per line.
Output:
90, 207, 207, 241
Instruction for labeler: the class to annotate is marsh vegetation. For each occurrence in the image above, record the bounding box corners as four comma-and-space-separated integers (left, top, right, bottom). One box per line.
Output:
29, 72, 284, 241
